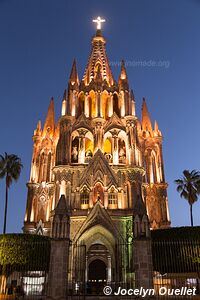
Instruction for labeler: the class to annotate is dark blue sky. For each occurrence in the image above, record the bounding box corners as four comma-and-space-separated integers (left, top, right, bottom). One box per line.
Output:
0, 0, 200, 233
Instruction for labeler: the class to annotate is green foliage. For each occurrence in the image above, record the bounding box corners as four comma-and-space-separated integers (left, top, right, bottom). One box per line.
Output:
174, 170, 200, 226
0, 152, 23, 188
152, 227, 200, 274
0, 234, 51, 275
0, 152, 23, 233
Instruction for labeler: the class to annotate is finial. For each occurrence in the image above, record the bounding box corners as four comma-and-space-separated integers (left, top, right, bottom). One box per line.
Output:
93, 16, 105, 30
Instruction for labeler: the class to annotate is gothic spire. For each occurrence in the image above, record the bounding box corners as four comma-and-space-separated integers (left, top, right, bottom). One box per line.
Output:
141, 98, 152, 132
119, 60, 128, 81
61, 89, 67, 116
154, 120, 158, 132
43, 97, 55, 135
95, 63, 103, 82
69, 59, 79, 86
82, 30, 114, 86
118, 60, 129, 90
34, 120, 42, 136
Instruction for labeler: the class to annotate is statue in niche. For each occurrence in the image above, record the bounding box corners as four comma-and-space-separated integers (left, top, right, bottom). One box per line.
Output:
96, 191, 101, 202
119, 147, 126, 159
119, 144, 126, 163
72, 146, 78, 162
85, 150, 93, 162
104, 152, 112, 162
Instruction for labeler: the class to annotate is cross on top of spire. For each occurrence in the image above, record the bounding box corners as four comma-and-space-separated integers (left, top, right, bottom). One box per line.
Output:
93, 16, 106, 30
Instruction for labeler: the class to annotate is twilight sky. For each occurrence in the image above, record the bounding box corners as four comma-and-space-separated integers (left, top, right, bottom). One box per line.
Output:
0, 0, 200, 233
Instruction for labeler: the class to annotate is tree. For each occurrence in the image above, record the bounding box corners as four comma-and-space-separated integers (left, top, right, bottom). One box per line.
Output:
175, 170, 200, 227
0, 153, 23, 234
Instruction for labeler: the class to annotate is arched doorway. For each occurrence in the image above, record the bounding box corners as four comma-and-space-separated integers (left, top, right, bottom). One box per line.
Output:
88, 259, 107, 294
88, 259, 106, 281
113, 93, 120, 116
87, 243, 110, 294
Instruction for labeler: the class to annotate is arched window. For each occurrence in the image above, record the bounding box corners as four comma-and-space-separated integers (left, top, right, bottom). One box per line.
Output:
108, 188, 118, 208
77, 93, 85, 117
118, 139, 126, 164
113, 93, 120, 116
80, 188, 89, 209
85, 138, 93, 163
46, 152, 51, 182
102, 92, 109, 119
88, 97, 92, 118
38, 152, 45, 182
71, 136, 79, 163
151, 152, 157, 183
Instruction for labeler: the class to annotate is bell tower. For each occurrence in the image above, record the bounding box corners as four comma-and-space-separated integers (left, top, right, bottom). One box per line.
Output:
24, 17, 170, 275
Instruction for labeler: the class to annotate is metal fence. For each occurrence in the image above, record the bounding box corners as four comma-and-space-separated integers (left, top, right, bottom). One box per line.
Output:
67, 239, 200, 299
67, 241, 135, 298
0, 237, 199, 299
152, 239, 200, 298
0, 239, 50, 299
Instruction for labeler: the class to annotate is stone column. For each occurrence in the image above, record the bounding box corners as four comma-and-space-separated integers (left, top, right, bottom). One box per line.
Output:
111, 129, 119, 165
47, 195, 70, 300
133, 239, 153, 289
89, 191, 93, 208
104, 191, 108, 209
84, 93, 89, 117
118, 190, 123, 209
47, 239, 70, 300
71, 90, 77, 117
85, 256, 88, 282
97, 91, 101, 117
107, 256, 112, 283
55, 181, 60, 207
127, 167, 145, 208
108, 93, 113, 117
120, 91, 125, 117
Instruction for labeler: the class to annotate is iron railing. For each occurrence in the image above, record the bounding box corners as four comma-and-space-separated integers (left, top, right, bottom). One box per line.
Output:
0, 239, 50, 299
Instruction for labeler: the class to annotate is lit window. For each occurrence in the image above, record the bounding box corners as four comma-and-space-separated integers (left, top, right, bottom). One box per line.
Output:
108, 190, 117, 205
80, 189, 89, 205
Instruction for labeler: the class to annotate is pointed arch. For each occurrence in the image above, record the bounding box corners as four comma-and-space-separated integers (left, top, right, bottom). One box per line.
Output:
113, 93, 120, 116
38, 152, 45, 182
102, 90, 109, 119
80, 185, 90, 209
89, 90, 96, 118
107, 185, 118, 209
71, 130, 79, 163
77, 92, 85, 117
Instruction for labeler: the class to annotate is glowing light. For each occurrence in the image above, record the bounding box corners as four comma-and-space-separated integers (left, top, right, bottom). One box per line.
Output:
120, 92, 125, 117
93, 16, 106, 30
60, 181, 66, 197
61, 99, 66, 116
30, 207, 34, 222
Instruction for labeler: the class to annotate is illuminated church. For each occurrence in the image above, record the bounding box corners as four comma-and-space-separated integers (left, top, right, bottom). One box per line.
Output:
24, 17, 170, 288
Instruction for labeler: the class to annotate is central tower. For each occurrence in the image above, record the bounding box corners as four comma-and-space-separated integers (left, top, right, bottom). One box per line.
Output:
24, 18, 170, 286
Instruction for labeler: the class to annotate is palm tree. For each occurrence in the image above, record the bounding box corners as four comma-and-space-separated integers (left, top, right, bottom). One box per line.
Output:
175, 170, 200, 227
0, 153, 23, 234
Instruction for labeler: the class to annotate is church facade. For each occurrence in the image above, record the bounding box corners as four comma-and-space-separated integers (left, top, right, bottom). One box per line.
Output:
24, 23, 170, 287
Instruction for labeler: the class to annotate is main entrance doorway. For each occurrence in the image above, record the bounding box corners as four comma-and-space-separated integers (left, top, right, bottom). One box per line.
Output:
89, 259, 107, 281
87, 244, 109, 294
88, 259, 106, 294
